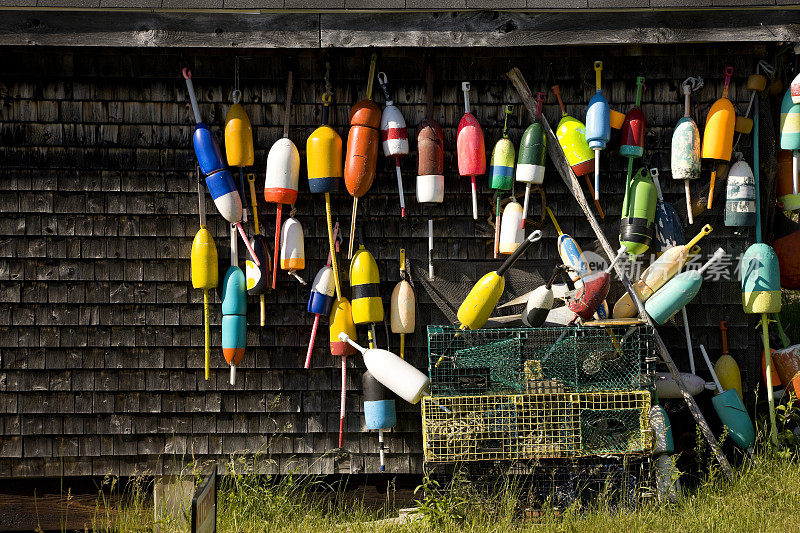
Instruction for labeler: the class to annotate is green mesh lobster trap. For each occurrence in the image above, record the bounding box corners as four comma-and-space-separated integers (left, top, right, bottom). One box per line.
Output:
427, 325, 657, 397
421, 391, 652, 463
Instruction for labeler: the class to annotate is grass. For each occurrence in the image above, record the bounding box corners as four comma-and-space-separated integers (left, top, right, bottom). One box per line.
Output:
84, 447, 800, 533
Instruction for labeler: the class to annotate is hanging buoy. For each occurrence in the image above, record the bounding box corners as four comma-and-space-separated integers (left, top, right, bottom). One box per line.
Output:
619, 167, 657, 257
777, 150, 800, 211
651, 168, 684, 254
671, 77, 703, 224
645, 248, 725, 324
265, 72, 300, 289
329, 297, 356, 448
417, 65, 445, 280
724, 159, 756, 228
191, 177, 219, 381
552, 84, 602, 217
363, 370, 396, 472
613, 224, 712, 319
516, 91, 546, 224
490, 105, 516, 258
304, 223, 339, 369
390, 249, 415, 360
620, 76, 646, 205
345, 54, 380, 259
181, 68, 260, 268
780, 87, 800, 197
350, 229, 384, 352
246, 174, 271, 327
306, 84, 344, 316
221, 238, 247, 386
585, 61, 611, 201
457, 81, 486, 220
498, 201, 524, 255
377, 71, 409, 217
279, 216, 305, 285
702, 67, 735, 209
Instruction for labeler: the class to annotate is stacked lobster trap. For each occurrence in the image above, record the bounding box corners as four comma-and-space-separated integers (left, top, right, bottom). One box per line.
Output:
421, 325, 658, 501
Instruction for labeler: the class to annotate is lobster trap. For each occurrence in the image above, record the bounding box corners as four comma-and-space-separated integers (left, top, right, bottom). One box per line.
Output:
427, 325, 656, 397
421, 391, 652, 463
424, 455, 651, 510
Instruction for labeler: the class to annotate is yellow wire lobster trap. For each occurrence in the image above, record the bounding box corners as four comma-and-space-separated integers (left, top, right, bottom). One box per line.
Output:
421, 391, 652, 463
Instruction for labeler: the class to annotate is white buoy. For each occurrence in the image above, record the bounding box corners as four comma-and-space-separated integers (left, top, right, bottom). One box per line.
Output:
280, 216, 306, 285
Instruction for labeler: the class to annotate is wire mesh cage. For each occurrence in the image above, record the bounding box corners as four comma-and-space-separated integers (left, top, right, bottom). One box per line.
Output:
421, 391, 652, 463
427, 325, 656, 397
424, 456, 652, 510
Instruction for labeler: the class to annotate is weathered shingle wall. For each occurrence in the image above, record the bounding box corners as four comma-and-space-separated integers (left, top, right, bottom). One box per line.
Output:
0, 44, 770, 477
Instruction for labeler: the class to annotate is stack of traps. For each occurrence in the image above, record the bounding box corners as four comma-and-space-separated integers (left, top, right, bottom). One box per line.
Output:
423, 326, 657, 463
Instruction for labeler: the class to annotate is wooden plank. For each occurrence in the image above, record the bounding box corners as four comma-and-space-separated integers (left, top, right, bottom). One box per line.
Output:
0, 11, 319, 48
0, 10, 798, 48
506, 66, 735, 481
322, 10, 800, 47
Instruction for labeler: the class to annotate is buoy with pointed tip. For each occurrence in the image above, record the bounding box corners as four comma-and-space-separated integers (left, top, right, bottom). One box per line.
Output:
363, 370, 396, 472
645, 248, 726, 324
279, 216, 305, 285
672, 77, 703, 225
522, 265, 562, 327
620, 76, 646, 207
345, 53, 380, 259
390, 249, 415, 360
613, 224, 712, 319
457, 230, 543, 330
181, 67, 260, 269
265, 72, 300, 289
516, 91, 546, 224
620, 167, 657, 257
338, 332, 429, 404
304, 223, 339, 369
552, 84, 603, 218
490, 105, 516, 257
245, 173, 271, 327
702, 67, 735, 209
586, 61, 611, 201
417, 65, 444, 280
724, 159, 756, 228
457, 81, 486, 220
700, 345, 754, 451
651, 168, 684, 254
377, 71, 409, 217
191, 177, 218, 381
499, 201, 524, 255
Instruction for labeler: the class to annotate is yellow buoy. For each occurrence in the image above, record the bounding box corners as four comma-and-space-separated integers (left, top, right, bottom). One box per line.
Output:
224, 94, 254, 168
191, 180, 219, 380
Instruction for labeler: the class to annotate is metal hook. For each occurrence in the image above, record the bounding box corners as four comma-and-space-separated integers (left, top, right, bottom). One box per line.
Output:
682, 77, 704, 94
232, 89, 241, 105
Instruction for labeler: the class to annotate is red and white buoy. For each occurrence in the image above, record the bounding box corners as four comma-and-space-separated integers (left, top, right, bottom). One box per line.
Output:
377, 71, 410, 217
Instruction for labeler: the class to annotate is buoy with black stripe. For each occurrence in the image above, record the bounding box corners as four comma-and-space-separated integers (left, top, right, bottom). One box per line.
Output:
619, 166, 657, 257
350, 228, 384, 349
516, 91, 546, 225
265, 72, 300, 289
363, 370, 396, 472
181, 67, 260, 269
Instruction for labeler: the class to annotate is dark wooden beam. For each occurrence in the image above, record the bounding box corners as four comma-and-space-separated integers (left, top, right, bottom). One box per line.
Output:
0, 9, 799, 47
0, 11, 320, 48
